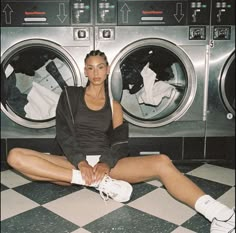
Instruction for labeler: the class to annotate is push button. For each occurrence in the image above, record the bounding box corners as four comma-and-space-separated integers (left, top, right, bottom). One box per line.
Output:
78, 29, 87, 38
189, 26, 206, 40
103, 29, 111, 38
98, 28, 115, 40
213, 27, 231, 40
74, 28, 89, 40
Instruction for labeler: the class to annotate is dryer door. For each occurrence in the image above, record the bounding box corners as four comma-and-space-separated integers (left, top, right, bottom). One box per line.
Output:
109, 39, 197, 127
1, 39, 81, 129
220, 52, 235, 118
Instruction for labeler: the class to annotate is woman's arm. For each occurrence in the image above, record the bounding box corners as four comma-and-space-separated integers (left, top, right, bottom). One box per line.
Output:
112, 101, 124, 128
99, 100, 129, 168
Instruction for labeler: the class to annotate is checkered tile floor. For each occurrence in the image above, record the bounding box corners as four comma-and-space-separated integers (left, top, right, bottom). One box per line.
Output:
1, 162, 235, 233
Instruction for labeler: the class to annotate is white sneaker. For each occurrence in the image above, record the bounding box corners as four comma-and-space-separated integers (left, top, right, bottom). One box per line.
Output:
211, 210, 235, 233
96, 175, 133, 203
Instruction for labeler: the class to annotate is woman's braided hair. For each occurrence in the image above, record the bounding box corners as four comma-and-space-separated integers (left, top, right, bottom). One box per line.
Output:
84, 50, 109, 66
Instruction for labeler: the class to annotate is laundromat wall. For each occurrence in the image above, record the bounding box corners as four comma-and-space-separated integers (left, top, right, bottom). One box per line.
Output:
1, 0, 235, 169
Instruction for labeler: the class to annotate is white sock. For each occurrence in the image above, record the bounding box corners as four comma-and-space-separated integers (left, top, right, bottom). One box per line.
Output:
195, 195, 234, 222
71, 169, 100, 187
71, 169, 86, 185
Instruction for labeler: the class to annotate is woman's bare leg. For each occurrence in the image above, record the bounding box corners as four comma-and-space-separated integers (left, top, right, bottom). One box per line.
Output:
7, 148, 75, 185
110, 154, 205, 208
7, 149, 204, 207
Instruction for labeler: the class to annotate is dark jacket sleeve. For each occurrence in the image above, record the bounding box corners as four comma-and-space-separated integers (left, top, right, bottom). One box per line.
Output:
99, 122, 129, 168
56, 87, 86, 168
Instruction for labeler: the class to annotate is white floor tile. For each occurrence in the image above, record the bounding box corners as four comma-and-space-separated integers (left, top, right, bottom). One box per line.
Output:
43, 189, 123, 227
217, 187, 235, 208
128, 188, 196, 225
71, 228, 91, 233
146, 179, 163, 187
1, 170, 31, 188
187, 164, 235, 186
1, 189, 39, 221
171, 226, 197, 233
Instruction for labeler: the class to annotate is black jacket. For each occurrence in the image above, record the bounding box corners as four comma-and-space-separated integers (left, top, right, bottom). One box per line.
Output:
56, 86, 129, 168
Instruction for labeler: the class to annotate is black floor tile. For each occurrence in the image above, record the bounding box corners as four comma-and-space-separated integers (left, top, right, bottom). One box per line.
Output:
84, 205, 178, 233
186, 175, 233, 199
1, 206, 79, 233
182, 213, 211, 232
13, 182, 83, 205
1, 183, 9, 192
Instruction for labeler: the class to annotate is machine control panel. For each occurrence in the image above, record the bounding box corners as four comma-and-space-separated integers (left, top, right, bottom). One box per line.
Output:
114, 0, 211, 26
188, 0, 210, 25
96, 0, 117, 24
211, 0, 235, 25
1, 0, 93, 26
71, 0, 92, 25
117, 0, 187, 25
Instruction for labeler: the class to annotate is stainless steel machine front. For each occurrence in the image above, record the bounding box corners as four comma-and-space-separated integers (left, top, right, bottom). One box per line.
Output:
1, 0, 94, 138
206, 0, 235, 137
95, 0, 211, 137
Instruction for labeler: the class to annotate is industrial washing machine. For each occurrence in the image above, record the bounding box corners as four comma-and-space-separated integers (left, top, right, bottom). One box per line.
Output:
205, 0, 235, 161
206, 0, 235, 137
1, 0, 94, 139
94, 0, 211, 157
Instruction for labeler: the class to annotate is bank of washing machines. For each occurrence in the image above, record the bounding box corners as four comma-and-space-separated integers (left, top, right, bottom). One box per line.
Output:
1, 0, 94, 139
204, 0, 235, 160
94, 0, 211, 157
3, 0, 232, 161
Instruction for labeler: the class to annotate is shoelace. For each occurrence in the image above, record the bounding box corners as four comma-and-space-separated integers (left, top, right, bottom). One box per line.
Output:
99, 190, 110, 202
98, 176, 117, 202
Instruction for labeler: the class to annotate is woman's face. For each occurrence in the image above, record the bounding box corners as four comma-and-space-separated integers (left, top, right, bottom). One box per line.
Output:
84, 55, 110, 86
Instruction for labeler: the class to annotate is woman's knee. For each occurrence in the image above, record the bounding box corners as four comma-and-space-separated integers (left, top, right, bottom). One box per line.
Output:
156, 154, 172, 164
153, 154, 174, 173
7, 148, 26, 168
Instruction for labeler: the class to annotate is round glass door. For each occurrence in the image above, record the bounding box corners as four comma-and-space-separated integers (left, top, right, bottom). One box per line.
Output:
109, 39, 197, 127
1, 39, 81, 128
220, 52, 235, 117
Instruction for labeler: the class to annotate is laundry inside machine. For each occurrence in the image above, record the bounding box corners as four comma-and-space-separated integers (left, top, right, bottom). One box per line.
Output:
118, 46, 186, 121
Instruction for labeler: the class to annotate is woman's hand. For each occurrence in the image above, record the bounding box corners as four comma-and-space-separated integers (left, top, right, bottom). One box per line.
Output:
93, 163, 110, 184
78, 161, 94, 186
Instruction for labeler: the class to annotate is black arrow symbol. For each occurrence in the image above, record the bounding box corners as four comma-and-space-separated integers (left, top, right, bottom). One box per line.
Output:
3, 4, 13, 25
174, 3, 184, 23
120, 3, 131, 24
57, 3, 68, 23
